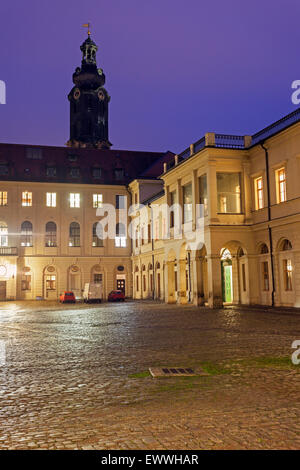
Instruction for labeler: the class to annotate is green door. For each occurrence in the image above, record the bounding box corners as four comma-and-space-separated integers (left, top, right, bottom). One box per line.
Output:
224, 265, 232, 303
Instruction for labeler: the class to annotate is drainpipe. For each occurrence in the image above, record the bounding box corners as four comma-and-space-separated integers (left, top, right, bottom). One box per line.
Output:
260, 142, 275, 307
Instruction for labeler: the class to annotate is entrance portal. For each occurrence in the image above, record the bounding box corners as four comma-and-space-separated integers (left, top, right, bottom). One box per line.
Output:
221, 249, 233, 303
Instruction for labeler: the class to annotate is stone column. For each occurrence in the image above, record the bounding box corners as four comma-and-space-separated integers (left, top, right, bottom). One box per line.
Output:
207, 160, 219, 223
192, 169, 199, 232
178, 258, 187, 304
242, 161, 252, 223
207, 254, 223, 308
231, 255, 240, 304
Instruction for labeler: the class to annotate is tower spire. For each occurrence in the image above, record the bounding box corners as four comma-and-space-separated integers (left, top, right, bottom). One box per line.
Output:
83, 22, 91, 37
67, 31, 111, 149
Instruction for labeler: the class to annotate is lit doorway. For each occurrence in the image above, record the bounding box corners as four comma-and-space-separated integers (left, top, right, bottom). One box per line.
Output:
221, 249, 233, 303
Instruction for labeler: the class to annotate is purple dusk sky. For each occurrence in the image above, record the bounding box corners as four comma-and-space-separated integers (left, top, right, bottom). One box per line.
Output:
0, 0, 300, 154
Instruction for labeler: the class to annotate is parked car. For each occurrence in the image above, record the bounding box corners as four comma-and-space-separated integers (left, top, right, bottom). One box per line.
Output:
83, 283, 103, 303
108, 290, 125, 302
59, 291, 76, 303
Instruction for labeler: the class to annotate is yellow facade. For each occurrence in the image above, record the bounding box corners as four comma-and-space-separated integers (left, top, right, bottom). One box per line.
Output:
0, 181, 131, 300
130, 118, 300, 308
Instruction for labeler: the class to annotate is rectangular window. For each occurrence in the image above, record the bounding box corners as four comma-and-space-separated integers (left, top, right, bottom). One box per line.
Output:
116, 195, 126, 209
217, 173, 241, 214
70, 193, 80, 208
93, 194, 103, 208
262, 261, 269, 291
199, 174, 208, 216
183, 183, 193, 223
26, 147, 43, 159
94, 273, 103, 283
0, 191, 7, 206
46, 275, 56, 291
148, 223, 151, 242
255, 177, 264, 210
115, 236, 126, 247
276, 168, 287, 203
283, 259, 292, 291
46, 192, 56, 207
115, 223, 126, 247
22, 191, 32, 207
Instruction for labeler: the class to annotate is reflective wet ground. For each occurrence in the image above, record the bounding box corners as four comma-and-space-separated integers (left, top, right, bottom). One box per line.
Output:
0, 300, 299, 449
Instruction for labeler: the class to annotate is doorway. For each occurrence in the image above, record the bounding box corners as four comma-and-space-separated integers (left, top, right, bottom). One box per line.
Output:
117, 278, 125, 293
222, 261, 232, 303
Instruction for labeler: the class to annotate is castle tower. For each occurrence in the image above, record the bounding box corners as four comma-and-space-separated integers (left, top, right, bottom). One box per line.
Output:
67, 31, 111, 149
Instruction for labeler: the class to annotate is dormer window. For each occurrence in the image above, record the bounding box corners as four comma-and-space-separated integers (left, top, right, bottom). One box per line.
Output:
0, 165, 8, 175
68, 154, 78, 162
46, 166, 57, 177
92, 167, 102, 178
70, 168, 80, 178
114, 168, 124, 180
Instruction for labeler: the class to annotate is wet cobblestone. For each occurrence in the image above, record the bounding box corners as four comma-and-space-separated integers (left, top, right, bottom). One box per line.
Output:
0, 300, 299, 449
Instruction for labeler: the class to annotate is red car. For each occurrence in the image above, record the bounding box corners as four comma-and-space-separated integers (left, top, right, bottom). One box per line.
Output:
108, 290, 125, 302
59, 291, 76, 303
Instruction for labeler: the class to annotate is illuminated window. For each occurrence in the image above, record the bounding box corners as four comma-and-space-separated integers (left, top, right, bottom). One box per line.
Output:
46, 192, 56, 207
283, 259, 292, 291
116, 195, 126, 209
45, 222, 57, 247
262, 261, 269, 291
22, 191, 32, 207
199, 174, 208, 216
0, 223, 8, 246
21, 221, 33, 246
46, 275, 56, 291
69, 222, 80, 246
255, 177, 264, 210
92, 222, 103, 247
276, 168, 286, 203
217, 173, 241, 213
93, 194, 103, 208
183, 183, 193, 223
70, 193, 80, 208
115, 223, 126, 247
0, 192, 7, 206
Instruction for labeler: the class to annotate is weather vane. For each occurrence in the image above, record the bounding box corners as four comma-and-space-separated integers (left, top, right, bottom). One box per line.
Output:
83, 22, 91, 36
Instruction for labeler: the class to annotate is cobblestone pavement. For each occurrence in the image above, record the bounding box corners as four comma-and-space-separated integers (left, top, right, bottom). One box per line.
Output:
0, 300, 299, 450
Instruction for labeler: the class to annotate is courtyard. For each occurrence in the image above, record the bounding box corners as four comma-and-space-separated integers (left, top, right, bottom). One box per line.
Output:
0, 300, 299, 450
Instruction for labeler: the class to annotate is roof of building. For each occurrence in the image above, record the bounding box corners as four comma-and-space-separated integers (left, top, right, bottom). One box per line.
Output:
0, 143, 173, 185
164, 106, 300, 174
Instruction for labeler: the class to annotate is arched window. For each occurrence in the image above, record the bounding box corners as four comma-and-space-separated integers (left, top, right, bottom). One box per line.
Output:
21, 221, 33, 247
45, 222, 57, 247
92, 222, 103, 247
0, 222, 8, 247
115, 223, 126, 247
69, 222, 80, 247
281, 239, 292, 251
260, 243, 269, 254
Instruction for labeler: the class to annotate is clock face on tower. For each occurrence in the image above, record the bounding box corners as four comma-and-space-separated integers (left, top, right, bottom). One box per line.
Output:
98, 90, 105, 101
73, 88, 80, 100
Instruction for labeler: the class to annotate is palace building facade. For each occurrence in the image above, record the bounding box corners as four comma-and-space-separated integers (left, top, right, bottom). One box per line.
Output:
130, 112, 300, 309
0, 32, 300, 308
